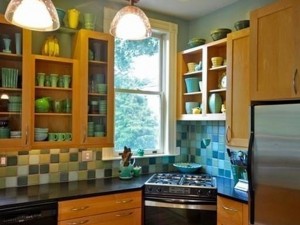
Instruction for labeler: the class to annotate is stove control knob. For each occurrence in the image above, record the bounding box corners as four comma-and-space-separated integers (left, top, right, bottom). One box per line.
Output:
147, 187, 153, 193
206, 190, 212, 197
156, 187, 162, 193
197, 189, 203, 196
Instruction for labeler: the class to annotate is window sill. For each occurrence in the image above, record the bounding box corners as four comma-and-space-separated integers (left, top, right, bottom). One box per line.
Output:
102, 147, 180, 161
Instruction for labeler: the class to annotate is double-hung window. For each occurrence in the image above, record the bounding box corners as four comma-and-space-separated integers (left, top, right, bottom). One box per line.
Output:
102, 10, 178, 159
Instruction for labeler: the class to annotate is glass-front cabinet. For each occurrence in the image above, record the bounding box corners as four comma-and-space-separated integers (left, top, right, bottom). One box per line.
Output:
0, 15, 31, 150
73, 30, 114, 147
31, 55, 79, 148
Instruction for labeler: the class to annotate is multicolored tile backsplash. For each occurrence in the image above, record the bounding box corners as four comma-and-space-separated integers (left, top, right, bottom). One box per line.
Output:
0, 120, 235, 189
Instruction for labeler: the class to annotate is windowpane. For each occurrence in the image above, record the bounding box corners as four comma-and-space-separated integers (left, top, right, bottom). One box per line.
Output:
114, 35, 162, 153
114, 37, 160, 91
115, 92, 161, 151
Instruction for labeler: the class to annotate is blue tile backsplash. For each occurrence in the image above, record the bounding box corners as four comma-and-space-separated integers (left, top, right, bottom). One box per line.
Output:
0, 120, 238, 189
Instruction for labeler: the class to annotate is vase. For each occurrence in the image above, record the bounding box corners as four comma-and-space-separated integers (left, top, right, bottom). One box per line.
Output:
208, 93, 222, 113
15, 33, 21, 55
3, 38, 11, 53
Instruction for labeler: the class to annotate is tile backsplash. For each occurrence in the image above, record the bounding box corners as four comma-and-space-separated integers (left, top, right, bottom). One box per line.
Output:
0, 120, 235, 189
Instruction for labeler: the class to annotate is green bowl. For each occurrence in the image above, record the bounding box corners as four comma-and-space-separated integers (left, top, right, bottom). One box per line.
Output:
210, 28, 232, 41
188, 38, 206, 48
234, 20, 250, 31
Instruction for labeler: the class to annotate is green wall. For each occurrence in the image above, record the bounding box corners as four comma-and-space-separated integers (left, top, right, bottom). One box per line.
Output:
187, 0, 276, 49
1, 0, 277, 51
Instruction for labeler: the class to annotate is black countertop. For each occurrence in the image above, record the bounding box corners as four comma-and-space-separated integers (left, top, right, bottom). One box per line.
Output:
0, 174, 248, 210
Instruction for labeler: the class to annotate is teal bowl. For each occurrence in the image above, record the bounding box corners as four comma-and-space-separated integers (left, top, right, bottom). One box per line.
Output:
185, 102, 200, 114
173, 163, 202, 173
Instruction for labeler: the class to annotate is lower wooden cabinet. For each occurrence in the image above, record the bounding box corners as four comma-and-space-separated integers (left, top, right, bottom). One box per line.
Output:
59, 208, 141, 225
58, 190, 142, 225
217, 196, 248, 225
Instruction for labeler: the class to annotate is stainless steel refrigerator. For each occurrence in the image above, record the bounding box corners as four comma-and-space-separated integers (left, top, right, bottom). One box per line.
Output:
248, 100, 300, 225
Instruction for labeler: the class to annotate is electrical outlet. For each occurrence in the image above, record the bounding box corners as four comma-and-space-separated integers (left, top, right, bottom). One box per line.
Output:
0, 155, 7, 166
82, 150, 93, 162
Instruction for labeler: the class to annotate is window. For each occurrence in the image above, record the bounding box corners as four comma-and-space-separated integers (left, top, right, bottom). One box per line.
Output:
102, 9, 178, 159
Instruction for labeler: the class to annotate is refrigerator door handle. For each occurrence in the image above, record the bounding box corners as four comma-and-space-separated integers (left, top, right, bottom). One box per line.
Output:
248, 131, 255, 224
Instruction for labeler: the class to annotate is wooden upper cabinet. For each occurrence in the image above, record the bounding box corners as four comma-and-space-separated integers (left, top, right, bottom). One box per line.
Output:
250, 0, 300, 100
0, 15, 32, 150
73, 30, 114, 148
226, 28, 250, 149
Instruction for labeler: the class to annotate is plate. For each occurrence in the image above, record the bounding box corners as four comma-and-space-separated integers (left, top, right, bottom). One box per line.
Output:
218, 73, 227, 89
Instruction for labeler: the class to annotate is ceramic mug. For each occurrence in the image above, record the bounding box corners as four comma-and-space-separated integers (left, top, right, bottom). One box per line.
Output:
48, 133, 58, 141
56, 133, 65, 141
65, 133, 72, 141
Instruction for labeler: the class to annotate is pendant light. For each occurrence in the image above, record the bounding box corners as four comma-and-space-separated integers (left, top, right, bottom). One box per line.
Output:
109, 0, 152, 40
5, 0, 60, 32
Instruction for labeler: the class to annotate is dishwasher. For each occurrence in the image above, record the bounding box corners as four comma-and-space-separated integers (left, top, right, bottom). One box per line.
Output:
0, 201, 57, 225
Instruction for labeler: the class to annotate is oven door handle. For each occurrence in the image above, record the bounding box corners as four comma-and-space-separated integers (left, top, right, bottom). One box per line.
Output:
144, 199, 216, 211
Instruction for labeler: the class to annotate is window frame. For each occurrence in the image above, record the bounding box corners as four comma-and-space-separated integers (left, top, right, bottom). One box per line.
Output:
102, 10, 179, 160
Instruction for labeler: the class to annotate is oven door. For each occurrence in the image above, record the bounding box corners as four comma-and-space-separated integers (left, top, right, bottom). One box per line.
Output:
144, 198, 216, 225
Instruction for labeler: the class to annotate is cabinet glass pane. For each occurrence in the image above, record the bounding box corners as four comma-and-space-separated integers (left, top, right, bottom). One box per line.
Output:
87, 38, 108, 138
0, 23, 23, 140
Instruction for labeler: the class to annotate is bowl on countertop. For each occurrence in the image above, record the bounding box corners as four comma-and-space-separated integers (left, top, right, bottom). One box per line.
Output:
173, 163, 202, 173
210, 28, 232, 41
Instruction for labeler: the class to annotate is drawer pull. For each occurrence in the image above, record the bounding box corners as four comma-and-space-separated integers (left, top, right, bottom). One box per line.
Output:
67, 220, 89, 225
115, 212, 133, 217
222, 205, 238, 212
116, 199, 133, 204
71, 206, 89, 211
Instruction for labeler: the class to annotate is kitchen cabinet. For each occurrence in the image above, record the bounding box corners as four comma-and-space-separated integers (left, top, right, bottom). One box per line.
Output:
250, 0, 300, 100
73, 29, 114, 147
177, 38, 227, 121
58, 190, 142, 225
226, 28, 250, 149
0, 15, 31, 150
31, 55, 79, 149
217, 196, 248, 225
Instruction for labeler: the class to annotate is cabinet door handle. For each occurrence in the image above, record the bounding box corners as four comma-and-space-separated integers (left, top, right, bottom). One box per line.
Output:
115, 212, 133, 217
25, 125, 28, 145
293, 69, 298, 95
67, 220, 89, 225
222, 205, 238, 212
83, 126, 87, 143
225, 125, 230, 143
116, 199, 133, 204
71, 206, 89, 211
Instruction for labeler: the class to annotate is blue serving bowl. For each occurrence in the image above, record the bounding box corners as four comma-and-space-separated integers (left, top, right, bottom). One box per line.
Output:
173, 163, 202, 173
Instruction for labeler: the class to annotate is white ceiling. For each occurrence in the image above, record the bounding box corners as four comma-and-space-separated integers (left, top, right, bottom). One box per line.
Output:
108, 0, 240, 20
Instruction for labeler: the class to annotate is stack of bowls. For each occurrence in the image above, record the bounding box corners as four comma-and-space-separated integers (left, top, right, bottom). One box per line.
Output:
10, 130, 21, 139
8, 95, 22, 112
88, 121, 94, 137
34, 128, 48, 141
99, 100, 107, 114
97, 83, 107, 94
0, 117, 9, 139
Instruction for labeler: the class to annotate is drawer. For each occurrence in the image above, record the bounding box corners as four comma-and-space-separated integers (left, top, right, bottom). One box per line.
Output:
58, 190, 142, 221
217, 196, 243, 225
58, 208, 141, 225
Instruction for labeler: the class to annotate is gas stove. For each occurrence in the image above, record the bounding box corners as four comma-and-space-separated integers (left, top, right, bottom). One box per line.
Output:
144, 173, 217, 201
